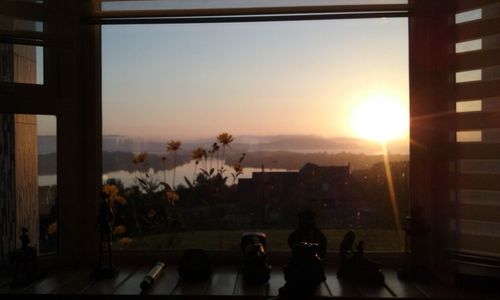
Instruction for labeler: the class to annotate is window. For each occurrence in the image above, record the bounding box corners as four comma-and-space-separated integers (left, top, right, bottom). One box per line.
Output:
102, 17, 409, 252
0, 114, 58, 260
0, 43, 44, 85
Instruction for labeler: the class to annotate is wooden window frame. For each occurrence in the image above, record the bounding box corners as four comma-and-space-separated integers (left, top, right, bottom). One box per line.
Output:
84, 2, 413, 266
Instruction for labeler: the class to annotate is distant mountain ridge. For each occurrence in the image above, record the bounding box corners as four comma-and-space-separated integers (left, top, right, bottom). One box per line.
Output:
38, 134, 408, 155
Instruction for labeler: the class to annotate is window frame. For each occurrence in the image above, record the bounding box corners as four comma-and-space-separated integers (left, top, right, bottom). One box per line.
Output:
91, 2, 412, 263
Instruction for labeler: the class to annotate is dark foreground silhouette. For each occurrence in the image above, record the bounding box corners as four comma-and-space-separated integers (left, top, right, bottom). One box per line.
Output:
337, 230, 385, 284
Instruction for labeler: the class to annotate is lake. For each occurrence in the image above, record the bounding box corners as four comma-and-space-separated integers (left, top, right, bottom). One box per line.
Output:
38, 159, 291, 187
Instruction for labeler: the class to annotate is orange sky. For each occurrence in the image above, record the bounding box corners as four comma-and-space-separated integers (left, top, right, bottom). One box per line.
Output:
101, 18, 409, 141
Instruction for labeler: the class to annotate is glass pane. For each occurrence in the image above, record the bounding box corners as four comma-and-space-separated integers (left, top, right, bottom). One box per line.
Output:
0, 43, 44, 85
101, 0, 408, 11
102, 18, 409, 252
0, 114, 57, 261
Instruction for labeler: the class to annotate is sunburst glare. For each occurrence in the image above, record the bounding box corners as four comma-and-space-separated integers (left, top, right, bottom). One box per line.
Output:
351, 94, 408, 142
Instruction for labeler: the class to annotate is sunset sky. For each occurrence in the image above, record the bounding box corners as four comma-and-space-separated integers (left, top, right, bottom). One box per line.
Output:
101, 17, 409, 141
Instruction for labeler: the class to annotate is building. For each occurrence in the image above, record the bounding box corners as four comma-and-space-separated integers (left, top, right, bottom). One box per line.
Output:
238, 163, 351, 226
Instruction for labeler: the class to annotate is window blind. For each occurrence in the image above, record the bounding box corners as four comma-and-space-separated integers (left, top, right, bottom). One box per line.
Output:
451, 0, 500, 259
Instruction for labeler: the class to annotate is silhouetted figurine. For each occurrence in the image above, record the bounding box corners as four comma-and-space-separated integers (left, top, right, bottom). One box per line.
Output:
240, 232, 271, 284
276, 242, 326, 299
337, 230, 384, 284
10, 227, 38, 287
288, 209, 327, 259
93, 191, 118, 279
273, 211, 328, 299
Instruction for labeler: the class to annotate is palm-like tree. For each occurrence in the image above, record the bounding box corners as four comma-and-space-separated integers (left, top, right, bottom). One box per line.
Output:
217, 132, 234, 169
167, 140, 182, 188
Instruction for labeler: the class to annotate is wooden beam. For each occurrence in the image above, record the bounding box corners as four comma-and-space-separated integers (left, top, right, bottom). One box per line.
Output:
91, 11, 409, 25
89, 3, 410, 19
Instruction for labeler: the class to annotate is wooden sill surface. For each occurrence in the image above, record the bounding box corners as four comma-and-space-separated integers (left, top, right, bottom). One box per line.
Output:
0, 265, 494, 298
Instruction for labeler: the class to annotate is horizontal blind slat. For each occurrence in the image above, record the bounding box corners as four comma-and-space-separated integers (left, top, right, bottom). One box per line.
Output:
454, 173, 500, 190
457, 79, 500, 99
455, 111, 500, 130
456, 18, 500, 42
456, 49, 500, 70
458, 205, 500, 223
455, 144, 500, 160
457, 235, 500, 253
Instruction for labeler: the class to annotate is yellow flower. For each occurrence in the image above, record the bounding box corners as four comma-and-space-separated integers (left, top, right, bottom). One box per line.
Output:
47, 222, 57, 235
112, 225, 126, 235
166, 191, 180, 205
103, 184, 126, 206
217, 133, 234, 146
118, 237, 133, 247
167, 140, 181, 153
192, 147, 206, 160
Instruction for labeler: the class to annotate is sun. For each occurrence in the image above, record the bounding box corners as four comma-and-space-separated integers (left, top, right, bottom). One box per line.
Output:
351, 94, 408, 142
